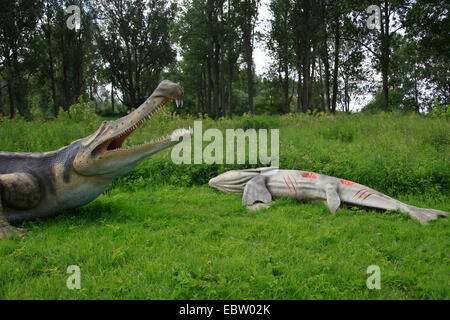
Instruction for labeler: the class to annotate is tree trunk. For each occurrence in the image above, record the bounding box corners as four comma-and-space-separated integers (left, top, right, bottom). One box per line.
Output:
60, 32, 72, 112
226, 0, 234, 119
308, 53, 315, 110
297, 69, 302, 112
74, 32, 83, 104
0, 85, 3, 115
212, 49, 220, 119
228, 62, 233, 119
322, 53, 331, 113
282, 62, 290, 113
379, 0, 390, 111
219, 47, 225, 118
413, 70, 419, 112
206, 57, 212, 116
245, 42, 254, 115
206, 1, 219, 118
14, 87, 25, 117
302, 53, 310, 112
318, 58, 325, 111
331, 13, 340, 115
202, 65, 207, 114
12, 52, 26, 118
344, 77, 349, 113
197, 69, 203, 114
319, 0, 330, 113
243, 1, 254, 115
219, 5, 226, 118
45, 25, 58, 117
7, 80, 15, 119
111, 84, 115, 114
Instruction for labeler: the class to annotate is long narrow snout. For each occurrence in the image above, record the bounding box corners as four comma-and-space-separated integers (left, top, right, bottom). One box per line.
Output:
73, 80, 189, 177
208, 170, 261, 194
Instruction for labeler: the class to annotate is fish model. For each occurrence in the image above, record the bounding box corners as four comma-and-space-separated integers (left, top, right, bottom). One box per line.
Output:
208, 167, 448, 224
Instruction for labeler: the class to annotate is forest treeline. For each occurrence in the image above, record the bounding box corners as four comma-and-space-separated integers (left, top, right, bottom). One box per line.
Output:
0, 0, 448, 119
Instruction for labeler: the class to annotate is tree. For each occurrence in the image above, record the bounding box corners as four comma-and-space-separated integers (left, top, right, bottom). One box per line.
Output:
267, 0, 294, 113
317, 0, 331, 112
96, 0, 177, 109
291, 0, 322, 113
240, 0, 259, 115
343, 0, 407, 111
177, 0, 244, 119
0, 0, 43, 118
224, 0, 243, 119
33, 0, 97, 117
177, 0, 210, 115
403, 0, 449, 108
338, 41, 366, 112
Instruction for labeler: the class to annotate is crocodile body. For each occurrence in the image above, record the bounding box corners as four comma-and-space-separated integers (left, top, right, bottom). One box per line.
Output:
0, 80, 192, 238
208, 167, 448, 224
0, 144, 110, 223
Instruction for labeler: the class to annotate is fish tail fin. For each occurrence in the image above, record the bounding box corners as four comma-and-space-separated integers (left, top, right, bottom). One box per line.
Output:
404, 205, 448, 225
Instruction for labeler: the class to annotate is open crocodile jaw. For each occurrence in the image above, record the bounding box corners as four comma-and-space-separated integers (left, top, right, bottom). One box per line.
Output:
73, 80, 190, 177
92, 97, 172, 157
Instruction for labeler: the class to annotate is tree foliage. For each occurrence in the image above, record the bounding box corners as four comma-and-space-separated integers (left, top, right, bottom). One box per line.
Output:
0, 0, 447, 118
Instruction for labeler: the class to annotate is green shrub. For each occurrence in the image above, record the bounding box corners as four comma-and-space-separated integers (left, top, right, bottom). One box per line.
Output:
429, 98, 450, 119
233, 114, 278, 130
0, 112, 448, 198
66, 95, 99, 123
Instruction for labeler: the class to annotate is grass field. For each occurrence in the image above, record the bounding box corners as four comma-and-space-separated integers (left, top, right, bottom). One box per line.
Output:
0, 111, 449, 299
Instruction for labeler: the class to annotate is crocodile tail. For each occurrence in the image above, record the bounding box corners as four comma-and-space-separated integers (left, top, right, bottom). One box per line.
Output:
404, 205, 448, 225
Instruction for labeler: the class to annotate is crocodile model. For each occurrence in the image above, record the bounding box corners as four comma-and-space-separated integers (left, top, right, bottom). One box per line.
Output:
0, 80, 192, 239
208, 167, 448, 224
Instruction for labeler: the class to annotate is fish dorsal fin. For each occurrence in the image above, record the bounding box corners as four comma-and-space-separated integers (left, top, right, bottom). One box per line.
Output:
326, 183, 341, 213
242, 175, 272, 206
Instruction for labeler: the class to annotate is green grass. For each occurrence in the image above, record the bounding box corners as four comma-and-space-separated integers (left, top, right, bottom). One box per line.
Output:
0, 111, 449, 299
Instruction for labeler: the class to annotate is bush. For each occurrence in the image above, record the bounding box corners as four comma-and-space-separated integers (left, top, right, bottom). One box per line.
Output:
429, 98, 450, 119
66, 95, 98, 122
233, 114, 278, 130
0, 112, 448, 198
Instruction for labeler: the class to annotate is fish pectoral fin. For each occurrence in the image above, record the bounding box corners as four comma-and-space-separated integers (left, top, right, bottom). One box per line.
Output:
242, 175, 272, 206
326, 184, 341, 214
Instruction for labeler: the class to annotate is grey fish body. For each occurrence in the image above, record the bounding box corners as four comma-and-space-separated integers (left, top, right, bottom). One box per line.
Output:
209, 168, 448, 224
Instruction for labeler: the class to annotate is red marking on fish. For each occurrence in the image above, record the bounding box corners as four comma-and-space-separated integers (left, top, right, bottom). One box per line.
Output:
362, 193, 373, 201
288, 175, 298, 196
340, 179, 355, 186
357, 190, 370, 200
353, 188, 367, 198
302, 172, 319, 179
283, 176, 293, 193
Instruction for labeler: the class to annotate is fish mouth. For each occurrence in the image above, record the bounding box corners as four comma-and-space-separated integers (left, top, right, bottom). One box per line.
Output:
92, 97, 179, 157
